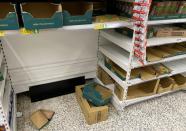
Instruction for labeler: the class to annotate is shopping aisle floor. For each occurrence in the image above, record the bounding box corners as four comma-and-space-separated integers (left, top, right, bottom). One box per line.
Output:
17, 91, 186, 131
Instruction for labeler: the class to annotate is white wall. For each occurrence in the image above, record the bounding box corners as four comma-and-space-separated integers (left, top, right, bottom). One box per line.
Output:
2, 29, 98, 93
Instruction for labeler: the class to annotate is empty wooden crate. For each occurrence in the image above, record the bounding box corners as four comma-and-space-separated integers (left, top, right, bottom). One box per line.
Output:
75, 85, 108, 125
157, 77, 174, 93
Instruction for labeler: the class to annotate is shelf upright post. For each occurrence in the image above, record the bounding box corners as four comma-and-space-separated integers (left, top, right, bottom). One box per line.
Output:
125, 0, 152, 102
0, 38, 11, 131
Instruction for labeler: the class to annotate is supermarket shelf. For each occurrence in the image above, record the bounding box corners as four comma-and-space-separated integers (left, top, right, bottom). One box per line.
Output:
148, 37, 186, 47
100, 30, 132, 52
164, 59, 186, 75
144, 54, 186, 68
148, 18, 186, 25
99, 54, 186, 86
125, 90, 180, 106
2, 20, 133, 36
113, 89, 182, 111
99, 43, 186, 70
99, 44, 138, 71
98, 62, 127, 88
63, 21, 132, 30
100, 29, 186, 48
0, 66, 7, 101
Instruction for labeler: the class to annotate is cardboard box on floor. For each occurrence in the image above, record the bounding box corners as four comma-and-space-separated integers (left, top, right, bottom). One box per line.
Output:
75, 85, 108, 125
30, 110, 49, 130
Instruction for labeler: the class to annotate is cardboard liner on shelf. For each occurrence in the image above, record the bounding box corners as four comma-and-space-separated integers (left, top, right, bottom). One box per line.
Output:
127, 79, 159, 99
97, 66, 114, 85
114, 82, 124, 101
171, 74, 186, 90
157, 77, 174, 93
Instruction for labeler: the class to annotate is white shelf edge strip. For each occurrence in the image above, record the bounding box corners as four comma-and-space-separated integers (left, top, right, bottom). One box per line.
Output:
99, 44, 131, 72
148, 18, 186, 25
100, 30, 132, 52
141, 54, 186, 68
100, 29, 186, 48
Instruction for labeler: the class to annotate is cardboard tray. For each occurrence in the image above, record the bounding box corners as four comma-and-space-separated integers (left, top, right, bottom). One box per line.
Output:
76, 85, 108, 125
114, 82, 124, 101
157, 77, 174, 93
171, 74, 186, 90
97, 66, 114, 85
62, 2, 93, 25
21, 2, 63, 29
0, 3, 19, 30
127, 79, 159, 99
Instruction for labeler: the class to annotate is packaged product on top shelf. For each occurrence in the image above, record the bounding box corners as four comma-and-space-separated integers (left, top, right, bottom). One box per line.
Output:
179, 1, 186, 18
154, 26, 186, 37
149, 1, 180, 20
115, 27, 155, 39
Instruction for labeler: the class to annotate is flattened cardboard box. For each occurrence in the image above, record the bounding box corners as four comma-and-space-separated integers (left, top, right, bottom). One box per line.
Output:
76, 85, 108, 125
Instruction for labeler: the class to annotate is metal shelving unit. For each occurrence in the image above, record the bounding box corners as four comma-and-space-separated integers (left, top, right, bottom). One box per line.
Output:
0, 0, 186, 129
96, 0, 186, 111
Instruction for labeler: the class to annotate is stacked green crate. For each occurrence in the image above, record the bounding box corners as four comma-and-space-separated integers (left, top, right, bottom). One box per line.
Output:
0, 3, 19, 30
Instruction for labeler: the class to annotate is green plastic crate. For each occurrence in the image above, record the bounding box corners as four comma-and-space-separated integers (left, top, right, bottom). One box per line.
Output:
62, 2, 93, 25
21, 3, 63, 30
0, 3, 19, 30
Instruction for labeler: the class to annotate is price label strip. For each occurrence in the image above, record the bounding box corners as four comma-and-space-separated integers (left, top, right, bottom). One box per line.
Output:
94, 23, 106, 30
0, 31, 5, 37
20, 28, 39, 35
132, 0, 152, 65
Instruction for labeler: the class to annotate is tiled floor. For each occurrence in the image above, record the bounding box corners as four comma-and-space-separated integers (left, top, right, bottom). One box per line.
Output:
17, 91, 186, 131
